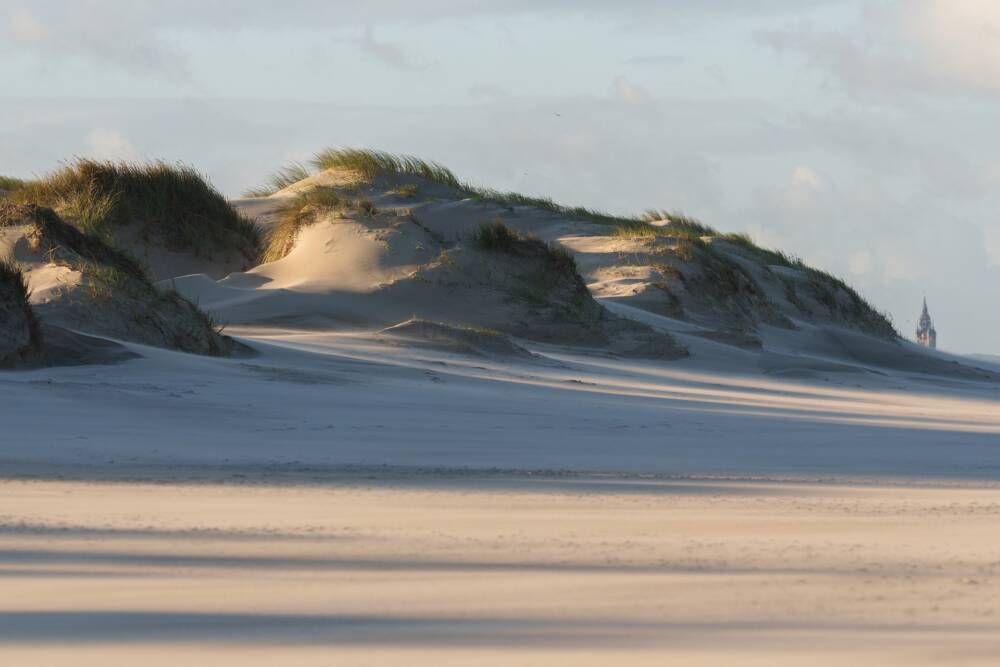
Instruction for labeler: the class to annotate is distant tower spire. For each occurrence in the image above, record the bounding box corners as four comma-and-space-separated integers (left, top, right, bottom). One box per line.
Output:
916, 297, 937, 349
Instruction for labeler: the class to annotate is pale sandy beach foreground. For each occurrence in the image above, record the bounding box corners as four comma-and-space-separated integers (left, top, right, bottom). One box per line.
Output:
4, 476, 1000, 666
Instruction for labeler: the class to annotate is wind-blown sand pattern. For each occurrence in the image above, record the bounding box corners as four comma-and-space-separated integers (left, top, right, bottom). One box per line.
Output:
2, 154, 1000, 664
5, 478, 1000, 666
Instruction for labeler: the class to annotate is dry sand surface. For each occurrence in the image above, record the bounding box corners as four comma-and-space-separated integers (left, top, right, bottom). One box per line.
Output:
3, 477, 1000, 665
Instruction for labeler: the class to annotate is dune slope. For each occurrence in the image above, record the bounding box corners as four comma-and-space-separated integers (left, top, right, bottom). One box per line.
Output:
0, 258, 42, 367
0, 203, 238, 357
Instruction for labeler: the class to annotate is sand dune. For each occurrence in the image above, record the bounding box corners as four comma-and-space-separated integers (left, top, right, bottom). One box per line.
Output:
0, 203, 237, 357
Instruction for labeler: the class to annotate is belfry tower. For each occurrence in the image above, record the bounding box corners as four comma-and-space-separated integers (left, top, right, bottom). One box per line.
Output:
916, 298, 937, 349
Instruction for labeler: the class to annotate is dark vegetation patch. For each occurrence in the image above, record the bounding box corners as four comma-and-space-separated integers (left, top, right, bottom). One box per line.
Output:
8, 159, 260, 263
472, 219, 594, 329
0, 176, 27, 193
473, 219, 583, 289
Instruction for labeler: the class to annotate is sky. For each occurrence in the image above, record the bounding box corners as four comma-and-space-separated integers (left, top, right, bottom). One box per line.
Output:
2, 0, 999, 354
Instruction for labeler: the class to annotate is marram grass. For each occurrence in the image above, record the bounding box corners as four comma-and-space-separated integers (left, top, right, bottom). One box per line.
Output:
9, 159, 260, 260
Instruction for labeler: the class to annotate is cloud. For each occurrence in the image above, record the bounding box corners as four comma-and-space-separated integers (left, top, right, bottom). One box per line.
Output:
7, 8, 46, 43
3, 3, 189, 81
360, 26, 427, 71
85, 129, 140, 162
904, 0, 1000, 95
758, 165, 826, 217
756, 1, 1000, 98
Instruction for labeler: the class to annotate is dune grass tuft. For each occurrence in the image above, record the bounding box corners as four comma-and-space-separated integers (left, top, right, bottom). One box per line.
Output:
0, 176, 28, 193
718, 232, 801, 268
242, 162, 312, 198
473, 218, 525, 254
312, 148, 463, 189
9, 159, 260, 261
613, 211, 719, 242
474, 219, 580, 280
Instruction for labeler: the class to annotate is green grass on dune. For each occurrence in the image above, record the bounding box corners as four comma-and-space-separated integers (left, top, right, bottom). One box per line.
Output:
242, 162, 312, 198
0, 175, 28, 192
311, 148, 463, 189
9, 159, 260, 260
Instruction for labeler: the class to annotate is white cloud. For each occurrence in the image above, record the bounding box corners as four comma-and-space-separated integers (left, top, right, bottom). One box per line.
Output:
85, 129, 140, 162
766, 166, 826, 213
4, 4, 189, 81
757, 0, 1000, 98
8, 8, 46, 43
904, 0, 1000, 95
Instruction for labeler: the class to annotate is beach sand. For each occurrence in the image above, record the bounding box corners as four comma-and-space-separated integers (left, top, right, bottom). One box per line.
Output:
3, 476, 1000, 665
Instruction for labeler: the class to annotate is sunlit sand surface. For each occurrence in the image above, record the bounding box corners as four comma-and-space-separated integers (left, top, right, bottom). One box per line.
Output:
4, 477, 1000, 665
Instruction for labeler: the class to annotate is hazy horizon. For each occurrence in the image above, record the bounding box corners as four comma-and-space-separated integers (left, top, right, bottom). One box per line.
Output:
3, 0, 998, 353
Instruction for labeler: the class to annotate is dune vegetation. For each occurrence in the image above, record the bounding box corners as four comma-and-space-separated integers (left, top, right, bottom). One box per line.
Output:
241, 162, 312, 198
0, 175, 27, 193
474, 219, 581, 286
0, 202, 237, 356
242, 147, 898, 341
262, 187, 379, 263
7, 159, 260, 263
